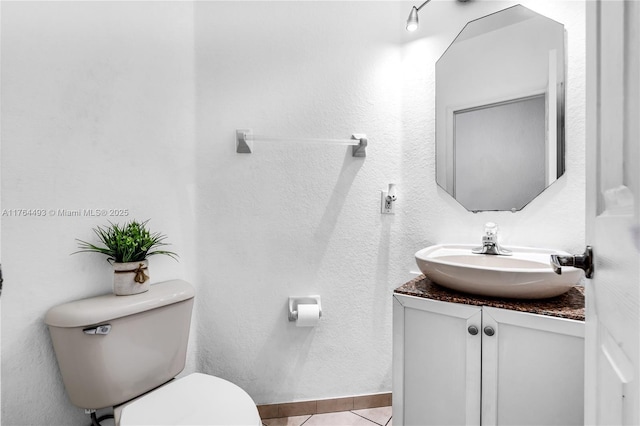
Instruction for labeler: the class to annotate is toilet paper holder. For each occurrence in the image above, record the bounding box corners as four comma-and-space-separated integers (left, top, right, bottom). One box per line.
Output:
288, 296, 322, 321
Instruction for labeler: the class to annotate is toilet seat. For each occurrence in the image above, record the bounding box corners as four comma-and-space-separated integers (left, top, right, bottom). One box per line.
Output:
119, 373, 261, 426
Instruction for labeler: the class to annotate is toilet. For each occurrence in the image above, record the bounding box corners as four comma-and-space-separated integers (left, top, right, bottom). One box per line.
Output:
45, 280, 261, 426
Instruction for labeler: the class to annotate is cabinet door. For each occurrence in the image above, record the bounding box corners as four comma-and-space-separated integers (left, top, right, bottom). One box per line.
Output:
393, 294, 482, 426
481, 307, 585, 426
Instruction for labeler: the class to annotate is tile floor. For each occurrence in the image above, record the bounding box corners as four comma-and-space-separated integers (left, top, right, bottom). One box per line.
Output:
262, 406, 392, 426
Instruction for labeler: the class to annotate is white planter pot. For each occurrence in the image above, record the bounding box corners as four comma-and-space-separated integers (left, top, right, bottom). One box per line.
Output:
113, 260, 150, 296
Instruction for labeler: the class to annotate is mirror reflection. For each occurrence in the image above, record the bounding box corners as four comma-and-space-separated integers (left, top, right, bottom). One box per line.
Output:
436, 5, 565, 212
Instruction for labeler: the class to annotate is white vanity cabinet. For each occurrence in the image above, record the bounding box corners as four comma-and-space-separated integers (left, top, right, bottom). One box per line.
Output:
393, 292, 585, 426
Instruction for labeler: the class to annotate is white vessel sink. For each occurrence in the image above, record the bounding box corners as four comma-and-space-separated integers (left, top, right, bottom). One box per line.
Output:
415, 244, 584, 299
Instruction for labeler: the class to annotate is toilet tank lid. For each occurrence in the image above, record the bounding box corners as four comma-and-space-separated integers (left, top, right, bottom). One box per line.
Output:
45, 280, 195, 328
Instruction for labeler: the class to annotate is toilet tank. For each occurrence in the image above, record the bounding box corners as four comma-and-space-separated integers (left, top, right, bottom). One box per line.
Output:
45, 280, 195, 410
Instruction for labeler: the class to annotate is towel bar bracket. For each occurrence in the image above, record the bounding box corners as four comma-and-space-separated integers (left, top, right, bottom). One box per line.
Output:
351, 134, 367, 157
236, 129, 253, 154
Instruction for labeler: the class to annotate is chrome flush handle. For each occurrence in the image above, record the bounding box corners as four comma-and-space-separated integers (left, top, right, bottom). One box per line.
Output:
550, 246, 594, 278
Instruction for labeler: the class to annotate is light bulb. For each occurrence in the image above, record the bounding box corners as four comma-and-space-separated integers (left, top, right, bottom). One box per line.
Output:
406, 7, 419, 32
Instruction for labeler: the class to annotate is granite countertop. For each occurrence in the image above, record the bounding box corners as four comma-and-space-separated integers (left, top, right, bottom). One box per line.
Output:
394, 275, 585, 321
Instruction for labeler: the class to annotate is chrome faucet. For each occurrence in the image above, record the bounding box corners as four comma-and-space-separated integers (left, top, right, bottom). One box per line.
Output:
472, 222, 512, 256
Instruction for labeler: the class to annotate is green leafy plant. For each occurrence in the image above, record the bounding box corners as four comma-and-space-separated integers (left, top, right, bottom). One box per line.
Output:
75, 219, 178, 263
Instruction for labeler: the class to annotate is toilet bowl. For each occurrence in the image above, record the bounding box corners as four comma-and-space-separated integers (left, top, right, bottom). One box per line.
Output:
45, 280, 260, 426
117, 373, 261, 426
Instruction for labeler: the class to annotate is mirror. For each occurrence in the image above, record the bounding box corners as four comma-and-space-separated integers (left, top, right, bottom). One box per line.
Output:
436, 5, 565, 212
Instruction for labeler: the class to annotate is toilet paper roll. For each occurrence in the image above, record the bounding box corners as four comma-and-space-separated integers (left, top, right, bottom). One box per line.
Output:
296, 304, 320, 327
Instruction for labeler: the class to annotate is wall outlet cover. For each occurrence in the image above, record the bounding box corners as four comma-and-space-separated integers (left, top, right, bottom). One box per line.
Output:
381, 191, 395, 214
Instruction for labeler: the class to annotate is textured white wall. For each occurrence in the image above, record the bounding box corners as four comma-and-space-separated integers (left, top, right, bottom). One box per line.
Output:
1, 0, 585, 423
193, 1, 407, 404
1, 2, 197, 424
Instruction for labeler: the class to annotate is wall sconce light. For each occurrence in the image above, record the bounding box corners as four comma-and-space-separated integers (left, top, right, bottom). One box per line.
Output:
406, 0, 469, 32
406, 0, 431, 32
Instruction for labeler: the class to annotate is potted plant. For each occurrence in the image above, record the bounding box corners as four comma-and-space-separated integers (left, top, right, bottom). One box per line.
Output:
75, 219, 178, 295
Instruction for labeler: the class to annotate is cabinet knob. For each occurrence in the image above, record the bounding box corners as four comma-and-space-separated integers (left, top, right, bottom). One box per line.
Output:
484, 326, 495, 336
468, 325, 479, 335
